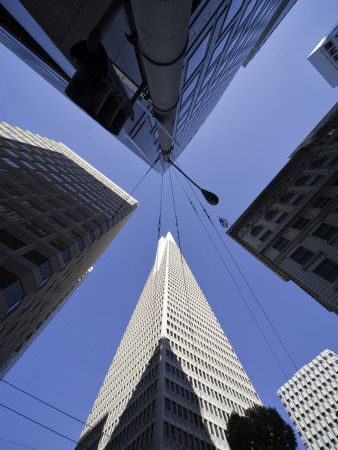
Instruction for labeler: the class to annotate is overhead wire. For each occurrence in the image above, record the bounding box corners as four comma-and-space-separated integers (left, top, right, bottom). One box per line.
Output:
0, 438, 39, 450
172, 159, 297, 372
0, 158, 161, 450
0, 403, 86, 448
171, 166, 290, 381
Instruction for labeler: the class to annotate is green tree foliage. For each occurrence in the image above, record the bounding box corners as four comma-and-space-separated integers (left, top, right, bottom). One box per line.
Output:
225, 405, 297, 450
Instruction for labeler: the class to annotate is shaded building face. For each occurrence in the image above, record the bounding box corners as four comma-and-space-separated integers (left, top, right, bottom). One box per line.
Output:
0, 1, 296, 172
77, 233, 261, 449
0, 122, 138, 376
227, 104, 338, 314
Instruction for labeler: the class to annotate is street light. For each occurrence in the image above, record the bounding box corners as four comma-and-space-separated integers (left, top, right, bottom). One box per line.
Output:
169, 160, 219, 205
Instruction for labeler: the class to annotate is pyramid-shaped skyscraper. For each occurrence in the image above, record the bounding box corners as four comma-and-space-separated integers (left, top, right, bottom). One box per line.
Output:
77, 233, 261, 449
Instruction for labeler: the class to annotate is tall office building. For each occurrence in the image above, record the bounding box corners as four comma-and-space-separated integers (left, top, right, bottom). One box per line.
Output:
308, 23, 338, 88
278, 349, 338, 450
227, 103, 338, 314
77, 232, 261, 450
0, 0, 296, 171
0, 122, 138, 376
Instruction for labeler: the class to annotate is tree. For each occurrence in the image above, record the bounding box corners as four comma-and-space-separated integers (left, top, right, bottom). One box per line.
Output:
225, 405, 297, 450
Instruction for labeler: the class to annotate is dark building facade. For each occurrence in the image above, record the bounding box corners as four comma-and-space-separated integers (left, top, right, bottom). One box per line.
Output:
0, 0, 296, 172
227, 103, 338, 314
0, 122, 138, 376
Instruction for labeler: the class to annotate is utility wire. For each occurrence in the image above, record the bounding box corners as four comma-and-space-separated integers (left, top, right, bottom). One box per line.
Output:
114, 155, 160, 219
173, 159, 297, 372
158, 174, 164, 240
0, 403, 86, 448
171, 168, 290, 380
0, 379, 132, 449
0, 438, 39, 450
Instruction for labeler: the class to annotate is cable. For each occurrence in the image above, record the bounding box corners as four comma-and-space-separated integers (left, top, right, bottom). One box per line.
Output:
0, 403, 86, 448
113, 155, 160, 220
0, 379, 132, 449
171, 168, 290, 381
173, 159, 297, 372
158, 174, 164, 240
0, 438, 39, 450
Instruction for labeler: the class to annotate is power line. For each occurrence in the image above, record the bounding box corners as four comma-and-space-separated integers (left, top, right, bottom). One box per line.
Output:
171, 167, 290, 381
0, 379, 132, 449
174, 161, 297, 372
114, 155, 160, 219
0, 438, 39, 450
0, 403, 86, 448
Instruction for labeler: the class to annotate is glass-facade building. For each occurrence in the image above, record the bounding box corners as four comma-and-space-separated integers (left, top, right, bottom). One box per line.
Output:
0, 0, 296, 172
0, 122, 138, 376
77, 233, 261, 449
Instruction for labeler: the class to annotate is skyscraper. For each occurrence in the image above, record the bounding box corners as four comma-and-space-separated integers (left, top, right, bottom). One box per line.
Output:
278, 349, 338, 449
308, 23, 338, 88
227, 103, 338, 314
0, 0, 296, 171
77, 232, 261, 449
0, 122, 138, 376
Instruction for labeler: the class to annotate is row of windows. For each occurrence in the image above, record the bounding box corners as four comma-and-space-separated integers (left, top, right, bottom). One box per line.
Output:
165, 396, 228, 442
165, 377, 231, 421
164, 421, 218, 450
165, 359, 249, 413
107, 400, 156, 450
167, 336, 257, 400
290, 247, 338, 283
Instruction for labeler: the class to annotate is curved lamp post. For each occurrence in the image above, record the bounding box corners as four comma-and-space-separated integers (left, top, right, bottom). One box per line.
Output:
169, 160, 219, 205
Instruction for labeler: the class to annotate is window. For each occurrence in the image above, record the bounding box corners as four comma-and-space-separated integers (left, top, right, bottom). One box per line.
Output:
310, 175, 324, 186
21, 200, 44, 213
276, 212, 289, 224
313, 224, 337, 241
50, 239, 71, 267
251, 225, 263, 237
0, 203, 23, 220
291, 217, 309, 231
311, 196, 331, 208
0, 230, 25, 250
0, 267, 24, 311
295, 176, 310, 186
279, 193, 293, 203
45, 216, 66, 230
310, 158, 326, 168
290, 247, 314, 265
292, 194, 306, 206
77, 237, 85, 253
260, 230, 272, 242
0, 184, 21, 197
23, 250, 52, 285
313, 258, 338, 283
273, 238, 290, 252
265, 209, 277, 220
23, 221, 49, 238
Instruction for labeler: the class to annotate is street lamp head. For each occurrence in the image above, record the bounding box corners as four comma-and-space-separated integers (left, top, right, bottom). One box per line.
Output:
201, 189, 219, 205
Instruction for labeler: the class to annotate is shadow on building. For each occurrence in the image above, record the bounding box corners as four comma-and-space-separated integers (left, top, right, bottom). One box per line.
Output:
77, 338, 218, 449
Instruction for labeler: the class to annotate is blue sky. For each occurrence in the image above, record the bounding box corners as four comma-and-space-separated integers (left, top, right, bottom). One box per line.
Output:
0, 1, 338, 449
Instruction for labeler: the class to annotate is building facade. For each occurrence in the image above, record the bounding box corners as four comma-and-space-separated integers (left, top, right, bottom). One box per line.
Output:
0, 122, 138, 376
0, 0, 296, 172
227, 103, 338, 314
308, 23, 338, 88
77, 232, 261, 450
278, 349, 338, 450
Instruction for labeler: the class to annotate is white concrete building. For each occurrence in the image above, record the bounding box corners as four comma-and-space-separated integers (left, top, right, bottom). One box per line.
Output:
0, 122, 138, 376
308, 23, 338, 88
278, 350, 338, 450
77, 232, 261, 450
